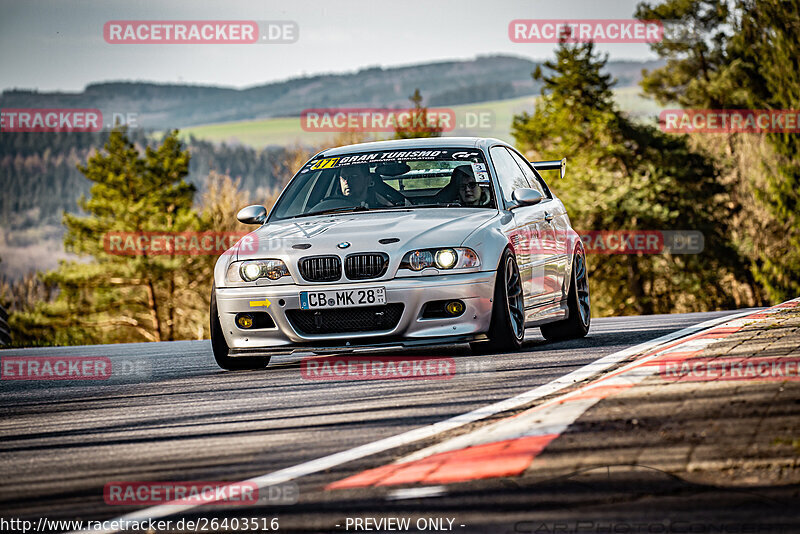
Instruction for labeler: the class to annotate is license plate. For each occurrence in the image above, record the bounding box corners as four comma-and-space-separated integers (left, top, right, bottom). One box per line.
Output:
300, 287, 386, 309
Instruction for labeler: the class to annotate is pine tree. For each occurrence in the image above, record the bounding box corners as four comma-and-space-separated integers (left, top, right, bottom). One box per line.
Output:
512, 42, 750, 316
736, 0, 800, 301
16, 128, 201, 344
394, 89, 443, 139
636, 0, 800, 302
634, 0, 741, 108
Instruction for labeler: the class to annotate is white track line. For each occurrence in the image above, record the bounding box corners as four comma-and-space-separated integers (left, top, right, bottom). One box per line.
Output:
398, 314, 762, 463
72, 309, 757, 533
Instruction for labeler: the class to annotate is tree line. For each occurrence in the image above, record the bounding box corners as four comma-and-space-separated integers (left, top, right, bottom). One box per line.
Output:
1, 131, 295, 231
511, 0, 797, 312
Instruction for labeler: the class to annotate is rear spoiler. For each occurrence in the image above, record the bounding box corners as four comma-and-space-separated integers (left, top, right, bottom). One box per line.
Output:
532, 158, 567, 179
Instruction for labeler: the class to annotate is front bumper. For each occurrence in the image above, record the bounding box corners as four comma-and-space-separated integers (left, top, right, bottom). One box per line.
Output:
214, 271, 496, 354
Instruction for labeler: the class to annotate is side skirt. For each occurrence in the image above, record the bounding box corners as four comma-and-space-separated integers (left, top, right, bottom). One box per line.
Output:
524, 297, 569, 327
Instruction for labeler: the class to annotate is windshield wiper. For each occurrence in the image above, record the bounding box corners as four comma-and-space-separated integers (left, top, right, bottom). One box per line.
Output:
293, 205, 370, 219
408, 202, 462, 208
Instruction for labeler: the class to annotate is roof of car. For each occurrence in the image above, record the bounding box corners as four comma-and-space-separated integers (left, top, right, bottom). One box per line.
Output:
317, 137, 509, 157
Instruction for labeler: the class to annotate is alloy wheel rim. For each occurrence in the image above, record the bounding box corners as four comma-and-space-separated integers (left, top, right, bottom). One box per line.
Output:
505, 256, 525, 340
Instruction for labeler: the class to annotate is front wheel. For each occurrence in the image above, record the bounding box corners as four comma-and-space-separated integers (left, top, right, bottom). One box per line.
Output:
472, 249, 525, 353
210, 287, 271, 371
540, 248, 591, 341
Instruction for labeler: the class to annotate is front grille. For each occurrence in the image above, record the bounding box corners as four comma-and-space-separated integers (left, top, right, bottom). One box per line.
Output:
286, 303, 404, 335
299, 255, 341, 282
345, 253, 389, 280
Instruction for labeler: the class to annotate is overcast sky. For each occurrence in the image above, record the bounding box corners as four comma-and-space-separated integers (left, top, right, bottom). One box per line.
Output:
1, 0, 656, 92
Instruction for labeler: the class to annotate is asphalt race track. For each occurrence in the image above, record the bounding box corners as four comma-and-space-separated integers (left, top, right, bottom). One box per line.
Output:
3, 309, 782, 534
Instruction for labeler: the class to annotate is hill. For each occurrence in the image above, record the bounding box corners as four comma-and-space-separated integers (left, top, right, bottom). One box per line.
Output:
0, 55, 662, 130
178, 88, 661, 148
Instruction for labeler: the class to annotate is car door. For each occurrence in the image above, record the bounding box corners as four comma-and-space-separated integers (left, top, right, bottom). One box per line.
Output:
506, 148, 565, 297
488, 146, 552, 307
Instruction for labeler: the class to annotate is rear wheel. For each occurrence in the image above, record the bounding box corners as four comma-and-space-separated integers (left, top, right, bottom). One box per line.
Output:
472, 249, 525, 353
540, 248, 590, 341
210, 287, 271, 371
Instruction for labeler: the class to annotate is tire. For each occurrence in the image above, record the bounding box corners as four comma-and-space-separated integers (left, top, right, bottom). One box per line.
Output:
540, 247, 591, 341
472, 249, 525, 353
210, 287, 271, 371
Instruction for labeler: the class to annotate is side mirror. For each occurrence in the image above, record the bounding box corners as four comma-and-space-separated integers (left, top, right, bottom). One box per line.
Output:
510, 188, 544, 209
237, 205, 267, 225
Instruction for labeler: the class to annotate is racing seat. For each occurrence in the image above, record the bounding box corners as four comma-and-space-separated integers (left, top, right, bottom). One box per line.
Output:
371, 174, 409, 206
432, 174, 461, 204
432, 166, 493, 207
312, 171, 407, 211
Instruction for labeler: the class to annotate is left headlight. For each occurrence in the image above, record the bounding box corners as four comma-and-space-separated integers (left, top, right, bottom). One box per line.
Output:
226, 259, 290, 283
399, 247, 480, 272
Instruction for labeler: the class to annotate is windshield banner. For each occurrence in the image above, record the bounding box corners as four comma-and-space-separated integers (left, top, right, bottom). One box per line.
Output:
301, 148, 484, 173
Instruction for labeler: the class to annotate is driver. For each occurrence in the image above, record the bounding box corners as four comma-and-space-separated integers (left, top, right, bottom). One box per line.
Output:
339, 164, 377, 207
452, 165, 491, 206
337, 164, 406, 208
340, 164, 370, 200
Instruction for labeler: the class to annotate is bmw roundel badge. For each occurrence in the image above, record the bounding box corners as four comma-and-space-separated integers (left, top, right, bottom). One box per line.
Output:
337, 242, 351, 249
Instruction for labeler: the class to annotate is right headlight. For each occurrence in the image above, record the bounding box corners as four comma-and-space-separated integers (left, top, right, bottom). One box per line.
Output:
226, 259, 290, 283
399, 247, 480, 272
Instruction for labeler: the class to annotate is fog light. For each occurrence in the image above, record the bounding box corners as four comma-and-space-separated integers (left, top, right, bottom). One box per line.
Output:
236, 313, 254, 329
445, 300, 465, 316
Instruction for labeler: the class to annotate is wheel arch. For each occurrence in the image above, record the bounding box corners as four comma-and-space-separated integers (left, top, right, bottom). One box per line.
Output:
562, 236, 587, 297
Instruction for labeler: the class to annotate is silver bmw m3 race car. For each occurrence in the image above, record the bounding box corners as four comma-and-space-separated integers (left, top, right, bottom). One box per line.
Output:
211, 137, 590, 370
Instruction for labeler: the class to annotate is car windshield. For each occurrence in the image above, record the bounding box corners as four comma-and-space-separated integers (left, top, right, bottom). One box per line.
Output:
269, 148, 496, 221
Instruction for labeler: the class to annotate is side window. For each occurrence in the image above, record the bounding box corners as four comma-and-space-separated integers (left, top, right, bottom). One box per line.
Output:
508, 149, 549, 198
489, 146, 529, 205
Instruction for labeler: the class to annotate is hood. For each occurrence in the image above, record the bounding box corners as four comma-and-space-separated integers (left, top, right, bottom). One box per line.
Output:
237, 208, 499, 260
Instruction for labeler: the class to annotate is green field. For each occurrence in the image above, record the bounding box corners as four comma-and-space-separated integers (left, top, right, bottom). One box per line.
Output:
178, 87, 660, 148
